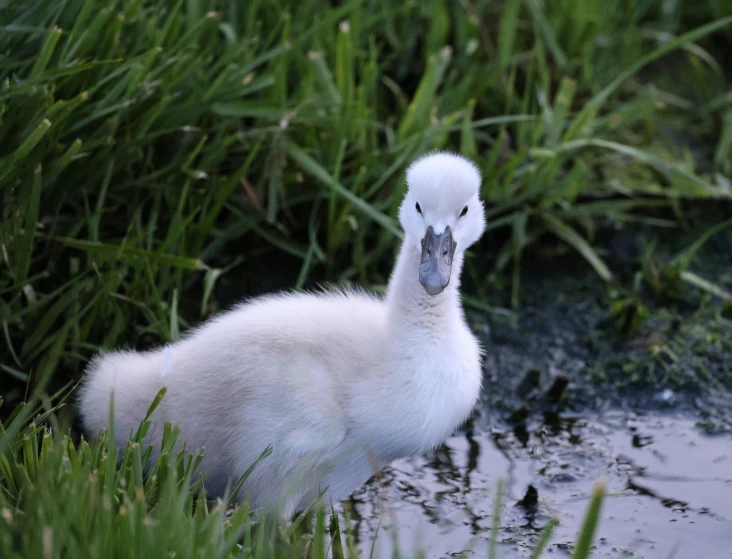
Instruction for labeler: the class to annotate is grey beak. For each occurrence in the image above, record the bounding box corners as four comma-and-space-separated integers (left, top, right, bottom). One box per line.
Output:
419, 226, 456, 295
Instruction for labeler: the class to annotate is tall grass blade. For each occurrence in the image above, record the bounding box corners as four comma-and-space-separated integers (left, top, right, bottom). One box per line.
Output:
397, 46, 452, 142
284, 142, 401, 237
572, 480, 606, 559
542, 213, 612, 281
498, 0, 522, 71
565, 16, 732, 140
530, 517, 560, 559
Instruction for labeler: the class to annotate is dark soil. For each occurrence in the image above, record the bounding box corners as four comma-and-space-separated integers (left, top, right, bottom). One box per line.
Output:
344, 213, 732, 558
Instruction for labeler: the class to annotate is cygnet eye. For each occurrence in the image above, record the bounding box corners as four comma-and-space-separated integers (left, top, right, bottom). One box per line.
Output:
416, 202, 422, 214
460, 205, 468, 218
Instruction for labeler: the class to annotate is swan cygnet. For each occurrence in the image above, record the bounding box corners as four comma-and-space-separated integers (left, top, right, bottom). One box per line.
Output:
79, 151, 487, 518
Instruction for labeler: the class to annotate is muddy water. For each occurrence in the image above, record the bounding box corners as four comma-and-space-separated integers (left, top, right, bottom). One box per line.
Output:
224, 220, 732, 558
341, 232, 732, 559
346, 414, 732, 558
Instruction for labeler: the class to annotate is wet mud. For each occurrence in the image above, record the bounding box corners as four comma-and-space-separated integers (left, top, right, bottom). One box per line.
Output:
343, 221, 732, 558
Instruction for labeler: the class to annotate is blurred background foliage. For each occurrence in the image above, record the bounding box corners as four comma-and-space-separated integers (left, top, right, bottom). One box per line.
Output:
2, 0, 732, 409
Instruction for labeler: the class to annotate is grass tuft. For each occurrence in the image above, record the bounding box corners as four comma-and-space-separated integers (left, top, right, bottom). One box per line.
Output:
3, 0, 732, 402
1, 0, 730, 556
0, 397, 608, 558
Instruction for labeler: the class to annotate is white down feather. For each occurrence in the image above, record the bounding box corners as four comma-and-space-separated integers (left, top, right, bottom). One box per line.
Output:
78, 151, 486, 518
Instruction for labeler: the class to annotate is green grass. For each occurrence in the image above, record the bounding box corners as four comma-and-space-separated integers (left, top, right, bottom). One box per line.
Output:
3, 0, 732, 403
0, 390, 605, 559
1, 0, 732, 555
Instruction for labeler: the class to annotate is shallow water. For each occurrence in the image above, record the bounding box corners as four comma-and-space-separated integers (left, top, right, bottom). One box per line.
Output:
338, 243, 732, 558
225, 223, 732, 558
346, 413, 732, 558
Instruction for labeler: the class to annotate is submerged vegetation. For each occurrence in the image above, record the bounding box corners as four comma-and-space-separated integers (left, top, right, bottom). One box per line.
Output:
1, 0, 732, 556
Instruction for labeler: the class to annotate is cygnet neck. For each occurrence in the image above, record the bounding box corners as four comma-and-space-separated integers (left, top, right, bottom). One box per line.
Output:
385, 236, 464, 331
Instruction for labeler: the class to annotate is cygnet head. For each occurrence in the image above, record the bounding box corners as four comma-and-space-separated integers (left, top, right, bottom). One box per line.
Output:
398, 151, 486, 296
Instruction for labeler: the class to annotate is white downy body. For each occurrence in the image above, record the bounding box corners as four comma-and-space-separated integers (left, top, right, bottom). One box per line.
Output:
79, 151, 486, 517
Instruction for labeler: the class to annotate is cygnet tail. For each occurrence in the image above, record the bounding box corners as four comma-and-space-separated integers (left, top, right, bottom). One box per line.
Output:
77, 349, 168, 449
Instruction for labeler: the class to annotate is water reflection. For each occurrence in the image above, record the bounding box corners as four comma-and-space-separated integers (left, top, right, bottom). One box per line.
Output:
340, 413, 732, 559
